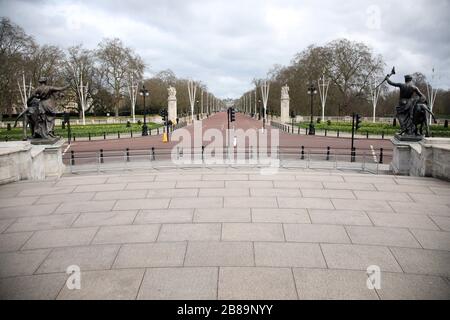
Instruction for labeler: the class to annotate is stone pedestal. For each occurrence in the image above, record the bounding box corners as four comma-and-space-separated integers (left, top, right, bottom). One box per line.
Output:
0, 139, 65, 185
390, 137, 450, 181
280, 98, 290, 124
168, 98, 177, 123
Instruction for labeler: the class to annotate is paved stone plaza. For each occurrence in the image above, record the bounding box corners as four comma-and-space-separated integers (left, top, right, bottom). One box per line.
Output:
0, 168, 449, 300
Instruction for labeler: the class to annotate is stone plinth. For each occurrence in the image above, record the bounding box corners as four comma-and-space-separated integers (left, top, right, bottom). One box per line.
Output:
391, 137, 450, 181
0, 139, 65, 185
280, 98, 290, 124
168, 98, 177, 123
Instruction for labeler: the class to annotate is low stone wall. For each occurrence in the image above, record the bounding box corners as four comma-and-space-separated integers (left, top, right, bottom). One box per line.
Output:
0, 140, 65, 185
391, 138, 450, 181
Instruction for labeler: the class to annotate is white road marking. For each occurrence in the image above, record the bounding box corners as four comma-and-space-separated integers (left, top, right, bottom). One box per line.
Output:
370, 145, 378, 163
62, 144, 71, 156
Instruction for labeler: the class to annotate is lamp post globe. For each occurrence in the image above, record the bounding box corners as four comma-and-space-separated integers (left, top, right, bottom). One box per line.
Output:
140, 85, 149, 136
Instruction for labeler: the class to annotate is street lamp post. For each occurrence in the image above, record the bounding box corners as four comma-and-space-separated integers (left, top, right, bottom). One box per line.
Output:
140, 85, 149, 136
307, 83, 317, 135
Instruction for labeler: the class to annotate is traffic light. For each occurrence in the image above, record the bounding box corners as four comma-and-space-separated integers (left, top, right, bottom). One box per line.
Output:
160, 109, 168, 122
355, 113, 362, 131
230, 108, 236, 122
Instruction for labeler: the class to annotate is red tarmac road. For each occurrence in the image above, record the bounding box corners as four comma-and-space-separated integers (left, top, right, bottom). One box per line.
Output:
65, 112, 393, 161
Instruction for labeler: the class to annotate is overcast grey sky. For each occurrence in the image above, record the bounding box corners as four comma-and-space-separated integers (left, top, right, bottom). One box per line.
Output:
1, 0, 449, 98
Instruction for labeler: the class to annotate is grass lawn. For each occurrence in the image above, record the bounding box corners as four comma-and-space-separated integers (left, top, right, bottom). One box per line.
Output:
297, 121, 450, 137
0, 122, 162, 141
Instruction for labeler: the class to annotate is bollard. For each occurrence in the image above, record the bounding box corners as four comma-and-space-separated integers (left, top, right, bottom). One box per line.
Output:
151, 147, 155, 161
351, 147, 356, 163
337, 130, 340, 138
71, 150, 75, 165
126, 148, 130, 162
366, 131, 369, 139
325, 129, 327, 137
298, 127, 300, 134
326, 146, 330, 161
202, 145, 205, 160
100, 149, 104, 164
88, 132, 91, 141
381, 131, 384, 140
131, 130, 133, 138
157, 128, 159, 135
301, 146, 305, 160
73, 134, 76, 141
5, 136, 9, 142
103, 132, 106, 140
379, 148, 384, 164
118, 131, 120, 139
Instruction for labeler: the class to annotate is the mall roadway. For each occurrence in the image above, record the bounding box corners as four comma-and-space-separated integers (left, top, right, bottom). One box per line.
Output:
64, 112, 394, 161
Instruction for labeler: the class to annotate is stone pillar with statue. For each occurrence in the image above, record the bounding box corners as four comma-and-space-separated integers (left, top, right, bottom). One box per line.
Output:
280, 84, 290, 124
167, 86, 177, 123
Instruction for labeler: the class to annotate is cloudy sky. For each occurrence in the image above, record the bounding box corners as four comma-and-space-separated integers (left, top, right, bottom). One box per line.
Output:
1, 0, 449, 98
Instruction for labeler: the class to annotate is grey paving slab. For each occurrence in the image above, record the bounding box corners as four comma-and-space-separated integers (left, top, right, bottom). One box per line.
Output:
284, 224, 350, 244
19, 186, 75, 197
394, 177, 448, 187
114, 198, 170, 210
252, 208, 310, 224
55, 177, 108, 186
293, 268, 379, 300
170, 197, 223, 209
37, 245, 119, 274
55, 200, 116, 214
323, 182, 375, 191
218, 267, 297, 300
250, 188, 301, 197
410, 229, 450, 251
6, 214, 78, 232
346, 226, 421, 248
198, 188, 248, 197
176, 181, 224, 188
185, 242, 254, 266
309, 209, 372, 226
248, 174, 296, 181
377, 272, 450, 300
332, 199, 393, 212
295, 175, 344, 182
125, 181, 175, 190
138, 267, 218, 300
202, 174, 248, 181
0, 249, 50, 278
58, 269, 145, 300
408, 193, 450, 205
321, 244, 402, 272
0, 196, 38, 208
158, 223, 221, 241
368, 212, 439, 230
222, 223, 284, 242
194, 208, 251, 223
23, 228, 98, 250
72, 211, 137, 227
0, 218, 16, 233
389, 201, 450, 216
134, 209, 193, 224
113, 242, 186, 268
0, 187, 20, 198
391, 247, 450, 277
156, 174, 202, 181
301, 189, 355, 199
225, 181, 273, 189
429, 187, 450, 195
430, 216, 450, 231
147, 188, 198, 198
278, 197, 334, 209
0, 203, 60, 219
36, 192, 94, 204
92, 224, 160, 245
108, 175, 156, 183
73, 183, 126, 193
354, 191, 411, 202
374, 183, 434, 194
94, 190, 147, 201
255, 242, 326, 268
0, 232, 33, 252
274, 181, 323, 189
224, 197, 277, 208
0, 273, 66, 300
343, 176, 396, 184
